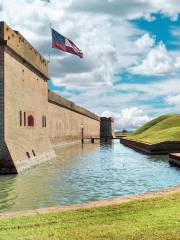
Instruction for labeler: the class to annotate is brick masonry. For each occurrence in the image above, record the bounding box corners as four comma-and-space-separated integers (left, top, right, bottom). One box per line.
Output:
0, 22, 101, 173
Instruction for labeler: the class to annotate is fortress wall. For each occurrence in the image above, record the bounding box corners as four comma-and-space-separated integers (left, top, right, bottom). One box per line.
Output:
0, 45, 15, 173
4, 47, 55, 172
0, 21, 100, 173
0, 22, 48, 78
48, 101, 100, 145
48, 91, 100, 122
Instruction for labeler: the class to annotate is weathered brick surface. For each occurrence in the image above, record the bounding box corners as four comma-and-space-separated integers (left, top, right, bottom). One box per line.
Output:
4, 47, 55, 172
48, 102, 100, 145
0, 21, 48, 78
48, 91, 100, 122
0, 22, 100, 173
0, 45, 17, 173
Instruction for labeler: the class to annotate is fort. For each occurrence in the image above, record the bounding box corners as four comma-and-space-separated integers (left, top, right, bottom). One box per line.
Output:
0, 22, 114, 174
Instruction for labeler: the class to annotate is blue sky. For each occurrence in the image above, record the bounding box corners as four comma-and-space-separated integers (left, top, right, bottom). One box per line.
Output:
1, 0, 180, 130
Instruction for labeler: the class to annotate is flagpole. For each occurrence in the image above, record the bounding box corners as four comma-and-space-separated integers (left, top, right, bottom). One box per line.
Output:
48, 23, 52, 63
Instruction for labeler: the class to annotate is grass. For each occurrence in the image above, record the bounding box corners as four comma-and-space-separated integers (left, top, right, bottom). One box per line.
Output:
125, 114, 180, 144
0, 193, 180, 239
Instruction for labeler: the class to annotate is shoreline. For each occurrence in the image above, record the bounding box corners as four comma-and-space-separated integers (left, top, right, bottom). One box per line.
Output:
0, 185, 180, 218
120, 138, 180, 154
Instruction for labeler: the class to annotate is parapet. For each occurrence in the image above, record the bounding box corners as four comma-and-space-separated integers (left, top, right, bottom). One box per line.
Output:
0, 21, 48, 79
100, 117, 114, 122
48, 90, 100, 121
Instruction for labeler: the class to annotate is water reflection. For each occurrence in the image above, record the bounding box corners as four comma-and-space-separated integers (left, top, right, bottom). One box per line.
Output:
0, 140, 179, 212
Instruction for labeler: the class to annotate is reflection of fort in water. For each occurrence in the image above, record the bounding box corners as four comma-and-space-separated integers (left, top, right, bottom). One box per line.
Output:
0, 142, 100, 212
0, 140, 180, 213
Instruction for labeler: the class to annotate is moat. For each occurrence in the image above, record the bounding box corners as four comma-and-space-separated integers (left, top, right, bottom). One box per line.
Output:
0, 140, 180, 213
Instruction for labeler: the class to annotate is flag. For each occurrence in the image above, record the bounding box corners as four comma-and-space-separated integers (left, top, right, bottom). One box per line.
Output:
52, 28, 83, 58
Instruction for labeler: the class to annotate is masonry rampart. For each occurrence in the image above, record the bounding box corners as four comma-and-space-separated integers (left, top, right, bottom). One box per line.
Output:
48, 100, 100, 145
3, 45, 55, 173
0, 21, 48, 79
48, 91, 100, 122
0, 22, 101, 173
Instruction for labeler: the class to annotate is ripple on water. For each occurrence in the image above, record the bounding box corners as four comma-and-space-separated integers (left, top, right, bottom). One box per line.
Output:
0, 140, 179, 212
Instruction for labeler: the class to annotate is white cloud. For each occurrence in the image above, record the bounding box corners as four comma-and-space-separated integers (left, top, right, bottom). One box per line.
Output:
150, 0, 180, 20
118, 107, 151, 130
102, 107, 151, 130
166, 95, 180, 106
0, 0, 180, 123
101, 111, 115, 118
174, 57, 180, 69
1, 0, 179, 89
68, 0, 180, 21
135, 33, 155, 50
131, 43, 174, 75
120, 78, 180, 102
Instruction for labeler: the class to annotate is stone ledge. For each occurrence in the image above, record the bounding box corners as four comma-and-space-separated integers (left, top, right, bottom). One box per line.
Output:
48, 90, 100, 122
120, 138, 180, 154
169, 153, 180, 167
0, 21, 48, 78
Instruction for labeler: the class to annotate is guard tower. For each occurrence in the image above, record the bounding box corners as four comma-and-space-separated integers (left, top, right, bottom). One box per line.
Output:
100, 117, 114, 139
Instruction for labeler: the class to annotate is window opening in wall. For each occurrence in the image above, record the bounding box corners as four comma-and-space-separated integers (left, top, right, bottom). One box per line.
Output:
45, 116, 46, 128
32, 150, 36, 156
42, 116, 46, 128
27, 115, 34, 127
19, 111, 22, 126
24, 112, 26, 126
26, 152, 30, 158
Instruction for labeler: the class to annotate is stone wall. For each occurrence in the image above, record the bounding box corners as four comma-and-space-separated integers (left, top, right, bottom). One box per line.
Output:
48, 101, 100, 145
121, 138, 180, 154
0, 22, 101, 173
48, 91, 100, 122
0, 45, 15, 173
169, 154, 180, 167
0, 21, 48, 78
4, 46, 55, 173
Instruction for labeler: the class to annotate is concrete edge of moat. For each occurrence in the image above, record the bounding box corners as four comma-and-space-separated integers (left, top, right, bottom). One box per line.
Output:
120, 138, 180, 154
0, 185, 180, 218
120, 138, 180, 167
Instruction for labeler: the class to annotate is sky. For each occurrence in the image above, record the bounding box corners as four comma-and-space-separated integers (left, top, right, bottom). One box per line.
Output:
1, 0, 180, 130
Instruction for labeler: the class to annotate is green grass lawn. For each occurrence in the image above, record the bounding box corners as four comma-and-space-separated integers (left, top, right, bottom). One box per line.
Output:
0, 193, 180, 240
126, 114, 180, 144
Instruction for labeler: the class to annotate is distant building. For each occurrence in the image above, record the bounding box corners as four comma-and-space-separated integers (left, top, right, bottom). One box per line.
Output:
100, 117, 114, 138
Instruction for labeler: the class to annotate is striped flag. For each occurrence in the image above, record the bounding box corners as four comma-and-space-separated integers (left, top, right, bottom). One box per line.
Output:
52, 28, 83, 58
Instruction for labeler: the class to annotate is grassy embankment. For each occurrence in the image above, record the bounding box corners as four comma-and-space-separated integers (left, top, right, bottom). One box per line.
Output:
0, 192, 180, 239
124, 114, 180, 144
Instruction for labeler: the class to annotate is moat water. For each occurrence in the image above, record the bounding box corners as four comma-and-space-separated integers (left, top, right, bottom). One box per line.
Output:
0, 140, 180, 212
